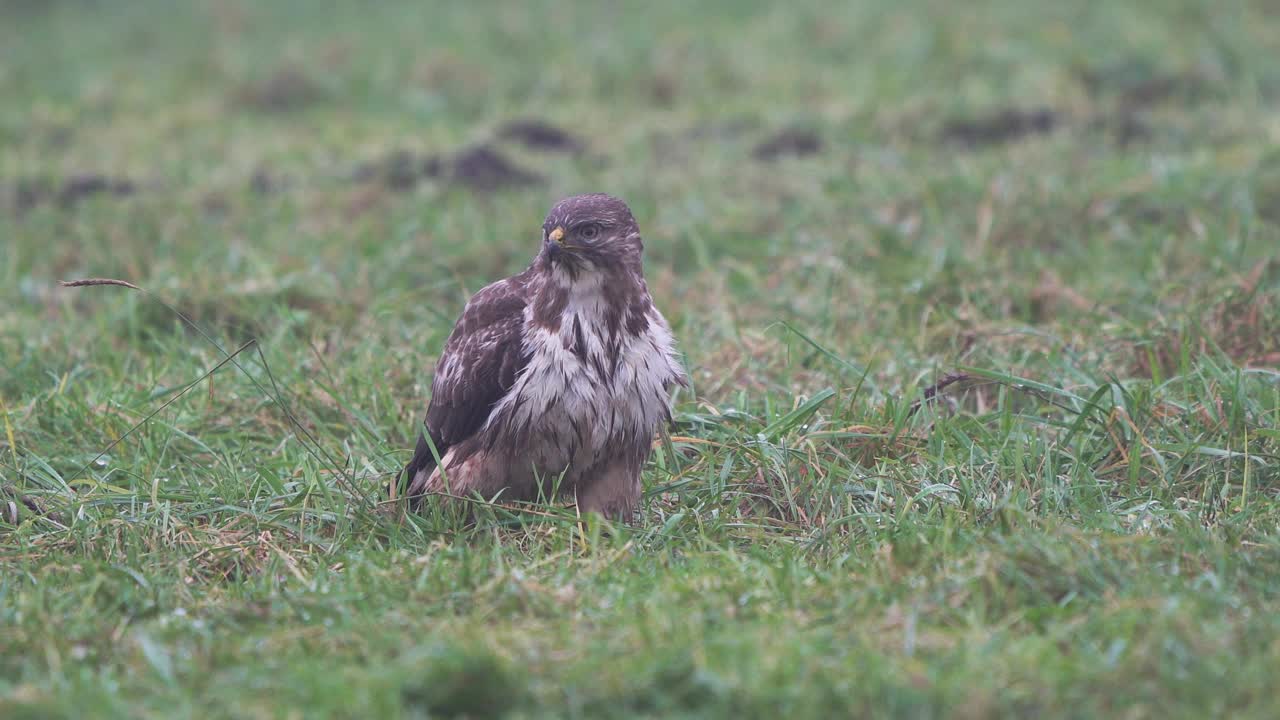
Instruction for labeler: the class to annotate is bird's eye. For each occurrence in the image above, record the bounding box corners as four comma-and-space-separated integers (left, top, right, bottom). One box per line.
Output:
577, 224, 601, 241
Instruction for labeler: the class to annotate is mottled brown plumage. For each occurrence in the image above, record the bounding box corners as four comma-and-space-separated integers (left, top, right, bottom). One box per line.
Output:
398, 194, 684, 520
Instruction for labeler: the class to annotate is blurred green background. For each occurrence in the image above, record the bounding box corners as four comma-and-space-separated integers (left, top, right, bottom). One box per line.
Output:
3, 1, 1280, 717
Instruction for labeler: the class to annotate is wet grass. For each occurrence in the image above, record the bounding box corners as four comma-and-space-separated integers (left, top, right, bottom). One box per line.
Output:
3, 0, 1280, 717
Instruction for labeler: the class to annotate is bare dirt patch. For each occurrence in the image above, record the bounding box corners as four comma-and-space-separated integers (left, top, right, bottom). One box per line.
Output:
941, 108, 1059, 147
449, 145, 542, 191
233, 65, 326, 113
249, 167, 288, 195
753, 128, 823, 161
498, 120, 585, 154
7, 174, 138, 212
352, 149, 438, 192
355, 145, 540, 193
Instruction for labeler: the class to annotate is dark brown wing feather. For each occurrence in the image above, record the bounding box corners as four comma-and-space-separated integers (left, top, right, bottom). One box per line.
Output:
425, 282, 529, 444
398, 274, 531, 501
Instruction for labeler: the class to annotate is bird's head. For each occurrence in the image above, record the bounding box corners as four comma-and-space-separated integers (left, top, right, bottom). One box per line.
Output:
539, 193, 643, 279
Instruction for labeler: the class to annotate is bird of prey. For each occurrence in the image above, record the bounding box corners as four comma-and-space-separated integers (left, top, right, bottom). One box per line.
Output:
399, 194, 685, 520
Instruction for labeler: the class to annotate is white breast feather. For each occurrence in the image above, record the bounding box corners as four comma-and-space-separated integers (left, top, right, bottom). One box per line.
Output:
486, 281, 680, 465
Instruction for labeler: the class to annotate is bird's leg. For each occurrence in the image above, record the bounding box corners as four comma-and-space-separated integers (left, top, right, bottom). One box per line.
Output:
576, 459, 642, 522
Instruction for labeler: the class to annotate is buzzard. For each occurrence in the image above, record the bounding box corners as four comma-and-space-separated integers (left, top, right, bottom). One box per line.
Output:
399, 194, 685, 520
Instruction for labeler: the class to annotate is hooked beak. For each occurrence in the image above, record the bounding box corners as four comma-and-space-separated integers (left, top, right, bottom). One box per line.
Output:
545, 226, 570, 260
545, 226, 567, 260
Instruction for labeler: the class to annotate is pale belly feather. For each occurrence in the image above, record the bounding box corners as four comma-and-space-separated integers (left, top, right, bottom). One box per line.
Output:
488, 305, 678, 487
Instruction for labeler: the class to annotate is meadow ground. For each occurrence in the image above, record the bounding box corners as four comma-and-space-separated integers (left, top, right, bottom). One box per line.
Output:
3, 0, 1280, 717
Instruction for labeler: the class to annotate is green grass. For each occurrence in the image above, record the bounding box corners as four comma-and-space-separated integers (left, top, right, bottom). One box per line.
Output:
3, 0, 1280, 717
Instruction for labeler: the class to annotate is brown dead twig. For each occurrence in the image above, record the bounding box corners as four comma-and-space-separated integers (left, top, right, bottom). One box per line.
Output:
907, 372, 973, 417
59, 278, 141, 290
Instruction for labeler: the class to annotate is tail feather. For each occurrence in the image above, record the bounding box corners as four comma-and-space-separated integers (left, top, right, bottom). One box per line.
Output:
397, 432, 445, 509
